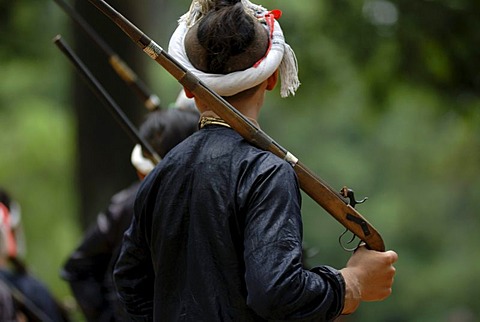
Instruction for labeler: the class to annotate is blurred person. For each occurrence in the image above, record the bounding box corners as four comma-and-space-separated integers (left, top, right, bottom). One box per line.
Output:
60, 101, 199, 321
0, 275, 16, 321
0, 208, 16, 321
0, 187, 70, 321
113, 0, 398, 321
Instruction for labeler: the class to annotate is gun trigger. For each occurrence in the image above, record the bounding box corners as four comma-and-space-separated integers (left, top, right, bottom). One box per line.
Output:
338, 228, 361, 252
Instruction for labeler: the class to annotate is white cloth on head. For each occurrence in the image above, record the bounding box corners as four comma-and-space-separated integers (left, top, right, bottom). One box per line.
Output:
174, 90, 197, 111
168, 2, 300, 98
131, 144, 158, 176
0, 203, 16, 258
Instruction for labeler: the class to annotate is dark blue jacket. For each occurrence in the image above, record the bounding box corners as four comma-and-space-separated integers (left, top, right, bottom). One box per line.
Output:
114, 125, 345, 321
0, 268, 68, 321
61, 182, 140, 321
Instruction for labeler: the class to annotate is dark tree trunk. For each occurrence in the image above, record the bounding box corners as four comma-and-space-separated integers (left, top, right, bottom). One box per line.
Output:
72, 0, 150, 228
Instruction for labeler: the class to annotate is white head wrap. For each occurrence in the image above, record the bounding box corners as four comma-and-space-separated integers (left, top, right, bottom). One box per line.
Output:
173, 90, 197, 111
168, 0, 300, 98
0, 204, 9, 259
0, 203, 17, 258
131, 144, 159, 176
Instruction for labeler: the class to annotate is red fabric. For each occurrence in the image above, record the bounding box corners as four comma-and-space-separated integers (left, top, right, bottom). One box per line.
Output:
253, 9, 283, 68
0, 203, 17, 257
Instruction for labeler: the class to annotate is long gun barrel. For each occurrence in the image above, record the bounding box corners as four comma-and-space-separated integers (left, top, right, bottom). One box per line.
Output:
53, 34, 161, 164
53, 0, 161, 111
85, 0, 385, 251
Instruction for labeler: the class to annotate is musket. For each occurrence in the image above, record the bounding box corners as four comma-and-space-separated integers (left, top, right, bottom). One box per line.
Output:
53, 0, 161, 111
86, 0, 385, 252
53, 34, 161, 164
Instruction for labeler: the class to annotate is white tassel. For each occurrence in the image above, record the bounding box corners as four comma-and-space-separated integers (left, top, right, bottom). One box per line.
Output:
279, 43, 301, 97
179, 0, 215, 27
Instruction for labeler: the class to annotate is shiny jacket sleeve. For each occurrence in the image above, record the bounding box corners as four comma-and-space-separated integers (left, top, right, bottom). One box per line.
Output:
113, 186, 155, 322
242, 160, 345, 321
60, 183, 138, 321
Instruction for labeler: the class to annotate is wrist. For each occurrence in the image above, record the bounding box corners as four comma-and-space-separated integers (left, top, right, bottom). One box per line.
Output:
340, 268, 362, 314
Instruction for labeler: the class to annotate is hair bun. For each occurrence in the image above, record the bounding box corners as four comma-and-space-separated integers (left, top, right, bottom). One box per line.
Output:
218, 0, 241, 4
215, 0, 241, 9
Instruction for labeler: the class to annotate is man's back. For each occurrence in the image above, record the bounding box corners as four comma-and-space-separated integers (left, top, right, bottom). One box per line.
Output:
115, 125, 345, 321
140, 125, 287, 321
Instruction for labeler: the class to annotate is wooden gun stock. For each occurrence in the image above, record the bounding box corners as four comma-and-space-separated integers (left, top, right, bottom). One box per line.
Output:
86, 0, 385, 252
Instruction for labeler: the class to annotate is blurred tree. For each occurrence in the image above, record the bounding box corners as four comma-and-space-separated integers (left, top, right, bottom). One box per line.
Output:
395, 1, 480, 97
72, 0, 157, 228
311, 0, 480, 114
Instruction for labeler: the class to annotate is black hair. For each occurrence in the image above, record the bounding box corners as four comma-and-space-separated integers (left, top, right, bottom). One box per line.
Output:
139, 108, 199, 158
185, 0, 268, 74
0, 188, 11, 210
214, 0, 242, 9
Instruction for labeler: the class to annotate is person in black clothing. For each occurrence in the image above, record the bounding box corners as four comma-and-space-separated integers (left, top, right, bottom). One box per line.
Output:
0, 278, 16, 321
0, 187, 70, 322
61, 104, 199, 321
113, 1, 398, 321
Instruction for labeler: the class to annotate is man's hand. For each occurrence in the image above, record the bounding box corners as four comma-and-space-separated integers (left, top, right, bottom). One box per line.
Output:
339, 246, 398, 314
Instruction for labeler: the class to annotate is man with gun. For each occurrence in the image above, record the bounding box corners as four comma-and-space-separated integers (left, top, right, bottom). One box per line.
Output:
113, 0, 398, 321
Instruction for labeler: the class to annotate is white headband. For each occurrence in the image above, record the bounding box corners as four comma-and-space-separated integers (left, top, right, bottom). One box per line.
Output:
168, 1, 300, 98
131, 144, 159, 176
0, 203, 17, 258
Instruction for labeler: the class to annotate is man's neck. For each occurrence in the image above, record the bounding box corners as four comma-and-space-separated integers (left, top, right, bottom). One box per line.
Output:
199, 110, 260, 128
196, 87, 266, 122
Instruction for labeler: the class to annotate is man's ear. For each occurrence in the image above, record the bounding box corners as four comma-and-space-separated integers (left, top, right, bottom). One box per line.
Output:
183, 87, 195, 98
266, 70, 279, 91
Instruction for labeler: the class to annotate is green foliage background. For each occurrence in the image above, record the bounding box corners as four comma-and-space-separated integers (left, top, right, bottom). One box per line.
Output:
1, 0, 479, 321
